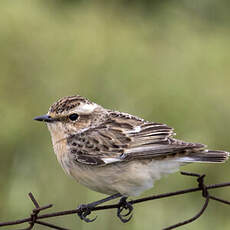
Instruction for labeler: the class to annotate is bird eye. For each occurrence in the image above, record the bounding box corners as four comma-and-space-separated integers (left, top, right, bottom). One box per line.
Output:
69, 113, 79, 121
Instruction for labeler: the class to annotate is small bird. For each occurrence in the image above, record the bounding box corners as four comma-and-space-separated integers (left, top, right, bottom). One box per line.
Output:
34, 95, 229, 222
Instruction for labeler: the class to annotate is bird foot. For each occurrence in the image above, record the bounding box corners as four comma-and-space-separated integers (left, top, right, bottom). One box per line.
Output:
77, 204, 97, 223
117, 197, 133, 223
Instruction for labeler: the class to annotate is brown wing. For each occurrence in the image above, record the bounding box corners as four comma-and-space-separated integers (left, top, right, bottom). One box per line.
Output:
67, 120, 131, 165
67, 111, 205, 165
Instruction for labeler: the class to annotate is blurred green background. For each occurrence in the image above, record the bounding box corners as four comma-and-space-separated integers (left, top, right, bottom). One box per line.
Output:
0, 0, 230, 229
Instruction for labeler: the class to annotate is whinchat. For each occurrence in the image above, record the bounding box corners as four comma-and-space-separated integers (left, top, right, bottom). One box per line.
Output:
34, 95, 229, 221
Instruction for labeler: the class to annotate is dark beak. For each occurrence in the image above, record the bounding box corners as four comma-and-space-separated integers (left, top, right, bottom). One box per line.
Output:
33, 114, 54, 122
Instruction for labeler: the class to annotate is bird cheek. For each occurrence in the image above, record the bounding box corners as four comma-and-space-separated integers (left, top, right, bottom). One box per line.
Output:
64, 122, 78, 133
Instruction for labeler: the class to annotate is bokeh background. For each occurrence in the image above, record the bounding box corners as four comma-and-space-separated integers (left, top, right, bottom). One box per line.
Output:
0, 0, 230, 229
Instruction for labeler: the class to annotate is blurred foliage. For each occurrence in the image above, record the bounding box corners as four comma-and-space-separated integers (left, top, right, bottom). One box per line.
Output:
0, 0, 230, 229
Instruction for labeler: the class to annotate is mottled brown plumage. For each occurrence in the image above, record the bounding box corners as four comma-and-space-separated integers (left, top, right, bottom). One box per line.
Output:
49, 95, 91, 114
34, 95, 229, 196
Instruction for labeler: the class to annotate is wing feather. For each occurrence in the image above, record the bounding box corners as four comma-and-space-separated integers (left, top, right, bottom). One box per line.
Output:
67, 111, 205, 165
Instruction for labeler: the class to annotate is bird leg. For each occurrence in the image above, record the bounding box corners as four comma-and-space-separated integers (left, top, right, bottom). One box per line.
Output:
117, 196, 133, 223
77, 193, 122, 222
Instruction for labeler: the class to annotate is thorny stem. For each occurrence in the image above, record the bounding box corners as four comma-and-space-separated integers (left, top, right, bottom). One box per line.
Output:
0, 172, 229, 230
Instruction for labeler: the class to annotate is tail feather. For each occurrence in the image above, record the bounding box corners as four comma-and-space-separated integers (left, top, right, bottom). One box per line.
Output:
177, 150, 229, 163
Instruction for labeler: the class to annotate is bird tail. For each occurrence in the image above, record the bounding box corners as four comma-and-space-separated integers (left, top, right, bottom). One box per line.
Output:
177, 150, 229, 163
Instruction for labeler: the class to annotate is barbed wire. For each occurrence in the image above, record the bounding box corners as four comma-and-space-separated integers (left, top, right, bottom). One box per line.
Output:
0, 172, 230, 230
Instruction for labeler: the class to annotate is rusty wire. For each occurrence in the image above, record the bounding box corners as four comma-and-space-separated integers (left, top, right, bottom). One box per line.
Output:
0, 172, 230, 230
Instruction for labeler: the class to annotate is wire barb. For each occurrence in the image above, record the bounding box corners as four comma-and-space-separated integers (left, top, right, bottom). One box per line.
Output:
163, 172, 210, 230
0, 172, 229, 229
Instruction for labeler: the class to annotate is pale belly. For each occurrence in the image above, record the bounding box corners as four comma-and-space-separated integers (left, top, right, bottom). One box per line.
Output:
68, 160, 181, 196
52, 136, 180, 196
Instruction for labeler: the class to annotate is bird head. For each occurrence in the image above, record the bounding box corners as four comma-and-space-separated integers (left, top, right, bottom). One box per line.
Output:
34, 95, 105, 142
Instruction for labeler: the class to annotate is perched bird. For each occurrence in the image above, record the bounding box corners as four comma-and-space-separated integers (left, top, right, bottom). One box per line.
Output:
34, 95, 229, 222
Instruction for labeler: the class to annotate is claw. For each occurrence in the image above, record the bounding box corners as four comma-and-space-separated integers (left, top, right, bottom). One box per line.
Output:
117, 197, 133, 223
77, 204, 97, 223
120, 205, 133, 217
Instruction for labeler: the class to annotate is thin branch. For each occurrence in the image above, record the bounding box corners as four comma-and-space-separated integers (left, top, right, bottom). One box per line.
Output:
0, 172, 229, 230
